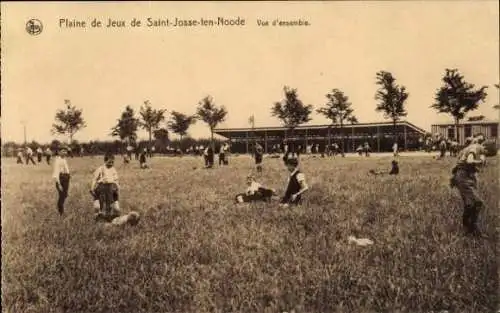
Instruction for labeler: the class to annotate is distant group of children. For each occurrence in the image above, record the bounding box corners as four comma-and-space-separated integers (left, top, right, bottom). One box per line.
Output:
50, 141, 310, 224
124, 146, 150, 169
17, 146, 52, 165
45, 132, 489, 236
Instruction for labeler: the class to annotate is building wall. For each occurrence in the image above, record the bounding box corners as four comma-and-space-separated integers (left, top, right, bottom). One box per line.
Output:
227, 128, 423, 153
431, 123, 499, 146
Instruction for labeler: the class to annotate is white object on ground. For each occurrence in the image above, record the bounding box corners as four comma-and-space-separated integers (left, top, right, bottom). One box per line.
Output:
348, 235, 374, 246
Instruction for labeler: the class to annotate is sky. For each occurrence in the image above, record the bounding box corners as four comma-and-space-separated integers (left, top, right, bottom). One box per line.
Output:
1, 1, 499, 144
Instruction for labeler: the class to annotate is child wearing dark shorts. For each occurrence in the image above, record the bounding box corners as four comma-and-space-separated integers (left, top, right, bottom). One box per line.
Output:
254, 143, 264, 173
450, 135, 487, 236
52, 146, 71, 215
235, 175, 276, 203
91, 153, 121, 220
139, 151, 148, 169
280, 156, 309, 208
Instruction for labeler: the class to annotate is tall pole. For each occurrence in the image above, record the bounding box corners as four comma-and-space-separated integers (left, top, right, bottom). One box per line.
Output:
21, 120, 27, 145
246, 131, 249, 154
248, 114, 255, 154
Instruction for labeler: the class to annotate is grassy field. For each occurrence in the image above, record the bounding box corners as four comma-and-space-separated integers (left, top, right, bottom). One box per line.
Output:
2, 154, 498, 313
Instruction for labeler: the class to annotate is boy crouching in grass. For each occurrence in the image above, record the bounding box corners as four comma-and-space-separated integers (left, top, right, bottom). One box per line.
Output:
280, 156, 309, 208
235, 174, 277, 204
450, 134, 487, 237
91, 153, 121, 221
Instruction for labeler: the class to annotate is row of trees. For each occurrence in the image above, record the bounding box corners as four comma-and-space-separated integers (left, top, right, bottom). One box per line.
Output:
271, 69, 491, 153
48, 68, 493, 154
51, 97, 228, 152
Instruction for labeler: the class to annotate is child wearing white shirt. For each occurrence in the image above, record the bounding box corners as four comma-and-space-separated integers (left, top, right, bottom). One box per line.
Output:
52, 146, 70, 215
218, 143, 228, 166
25, 147, 36, 165
235, 175, 276, 203
45, 147, 52, 165
16, 150, 24, 164
450, 135, 487, 236
91, 153, 121, 218
36, 147, 43, 163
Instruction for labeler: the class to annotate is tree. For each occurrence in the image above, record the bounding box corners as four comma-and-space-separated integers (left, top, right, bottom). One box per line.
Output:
375, 71, 409, 146
139, 100, 166, 147
51, 100, 86, 143
317, 89, 357, 156
50, 139, 61, 151
167, 111, 197, 150
271, 86, 313, 151
431, 69, 488, 141
153, 128, 169, 152
111, 105, 140, 145
196, 96, 228, 150
347, 116, 358, 125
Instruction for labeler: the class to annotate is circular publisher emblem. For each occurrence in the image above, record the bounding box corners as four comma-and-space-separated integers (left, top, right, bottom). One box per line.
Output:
26, 19, 43, 36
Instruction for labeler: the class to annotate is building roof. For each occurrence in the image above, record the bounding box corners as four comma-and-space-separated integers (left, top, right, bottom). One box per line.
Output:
214, 120, 427, 139
432, 119, 498, 126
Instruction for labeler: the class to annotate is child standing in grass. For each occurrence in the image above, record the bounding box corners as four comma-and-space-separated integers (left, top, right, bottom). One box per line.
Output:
16, 149, 24, 164
25, 146, 36, 165
218, 143, 228, 166
36, 147, 43, 163
392, 142, 399, 157
203, 145, 214, 168
91, 153, 121, 219
45, 147, 52, 165
450, 135, 487, 237
438, 137, 447, 159
139, 150, 148, 169
363, 142, 371, 157
52, 145, 70, 215
280, 156, 309, 208
254, 142, 264, 173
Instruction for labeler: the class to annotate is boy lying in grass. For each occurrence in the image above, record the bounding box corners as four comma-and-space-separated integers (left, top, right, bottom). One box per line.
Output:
369, 160, 399, 176
235, 175, 277, 203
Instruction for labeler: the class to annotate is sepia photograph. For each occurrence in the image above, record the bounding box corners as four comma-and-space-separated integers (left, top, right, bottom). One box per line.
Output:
1, 1, 499, 312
